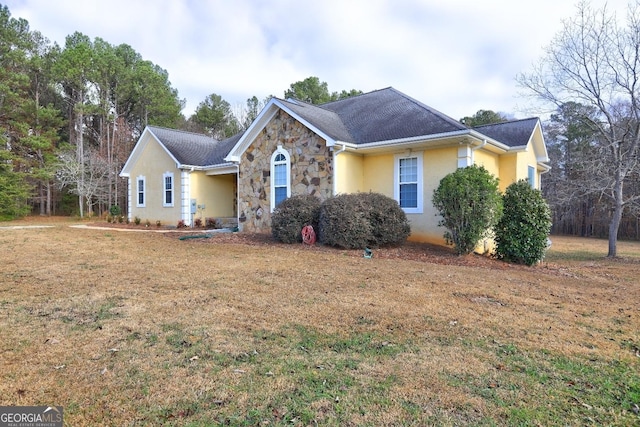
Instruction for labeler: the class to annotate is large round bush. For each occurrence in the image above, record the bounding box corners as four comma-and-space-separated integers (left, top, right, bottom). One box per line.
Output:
318, 192, 410, 249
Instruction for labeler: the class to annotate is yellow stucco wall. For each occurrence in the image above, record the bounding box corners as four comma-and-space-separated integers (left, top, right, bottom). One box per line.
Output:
319, 143, 541, 246
362, 154, 394, 195
190, 172, 236, 220
335, 147, 460, 245
498, 146, 539, 192
474, 150, 500, 180
410, 147, 459, 244
334, 151, 364, 194
498, 153, 518, 193
517, 143, 540, 189
128, 136, 182, 224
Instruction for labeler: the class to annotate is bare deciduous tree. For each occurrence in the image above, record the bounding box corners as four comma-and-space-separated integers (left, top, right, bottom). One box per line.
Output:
56, 148, 111, 216
519, 1, 640, 257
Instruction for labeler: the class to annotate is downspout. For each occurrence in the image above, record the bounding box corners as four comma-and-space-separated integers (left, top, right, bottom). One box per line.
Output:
470, 139, 487, 164
332, 144, 347, 196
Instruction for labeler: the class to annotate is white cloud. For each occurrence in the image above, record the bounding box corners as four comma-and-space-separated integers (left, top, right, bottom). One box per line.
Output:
4, 0, 633, 120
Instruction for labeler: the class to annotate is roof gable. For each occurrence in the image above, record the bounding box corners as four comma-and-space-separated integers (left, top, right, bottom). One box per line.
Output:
473, 118, 549, 162
121, 125, 239, 177
472, 118, 539, 148
120, 127, 178, 176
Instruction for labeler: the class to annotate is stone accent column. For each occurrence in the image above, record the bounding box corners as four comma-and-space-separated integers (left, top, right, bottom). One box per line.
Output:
238, 110, 334, 232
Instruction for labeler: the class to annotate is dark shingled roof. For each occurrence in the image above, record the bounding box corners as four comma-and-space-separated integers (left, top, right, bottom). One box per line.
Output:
148, 126, 236, 167
279, 99, 353, 142
281, 87, 467, 144
145, 89, 540, 168
472, 118, 539, 148
203, 131, 244, 165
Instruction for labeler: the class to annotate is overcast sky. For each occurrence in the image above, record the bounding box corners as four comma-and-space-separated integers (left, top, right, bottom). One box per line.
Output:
4, 0, 632, 120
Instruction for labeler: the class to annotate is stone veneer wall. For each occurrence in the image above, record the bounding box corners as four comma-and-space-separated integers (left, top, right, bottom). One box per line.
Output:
238, 110, 333, 232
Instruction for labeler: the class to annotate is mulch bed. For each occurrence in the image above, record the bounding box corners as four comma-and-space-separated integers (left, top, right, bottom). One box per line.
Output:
94, 222, 519, 269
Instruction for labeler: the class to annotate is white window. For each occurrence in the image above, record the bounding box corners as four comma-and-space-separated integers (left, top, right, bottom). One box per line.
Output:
136, 176, 146, 207
394, 152, 423, 214
528, 165, 536, 189
163, 172, 174, 207
270, 146, 290, 211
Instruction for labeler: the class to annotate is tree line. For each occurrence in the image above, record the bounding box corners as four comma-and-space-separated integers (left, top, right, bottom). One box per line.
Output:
2, 2, 640, 256
0, 5, 361, 220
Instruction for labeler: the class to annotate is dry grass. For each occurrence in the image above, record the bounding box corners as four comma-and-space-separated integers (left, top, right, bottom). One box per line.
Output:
0, 218, 638, 426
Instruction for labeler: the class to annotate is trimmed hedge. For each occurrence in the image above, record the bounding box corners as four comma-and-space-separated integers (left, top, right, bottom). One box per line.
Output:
318, 192, 410, 249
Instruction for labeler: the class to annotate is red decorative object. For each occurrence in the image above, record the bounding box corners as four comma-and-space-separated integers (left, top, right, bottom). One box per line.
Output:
301, 225, 316, 245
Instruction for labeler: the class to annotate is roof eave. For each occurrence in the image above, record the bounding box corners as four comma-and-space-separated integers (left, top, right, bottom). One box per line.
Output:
204, 163, 239, 175
224, 98, 339, 163
349, 130, 473, 151
347, 129, 514, 152
277, 101, 339, 147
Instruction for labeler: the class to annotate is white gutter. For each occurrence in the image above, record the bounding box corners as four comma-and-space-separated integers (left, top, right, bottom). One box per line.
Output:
332, 144, 347, 196
343, 129, 509, 152
351, 129, 471, 150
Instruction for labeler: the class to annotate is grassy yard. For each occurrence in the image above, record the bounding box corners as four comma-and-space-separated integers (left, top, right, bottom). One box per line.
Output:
0, 219, 638, 426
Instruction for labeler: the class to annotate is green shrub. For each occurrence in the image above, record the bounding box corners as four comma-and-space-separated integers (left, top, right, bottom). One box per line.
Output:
432, 165, 502, 255
134, 216, 141, 225
318, 192, 410, 249
271, 195, 321, 243
494, 180, 552, 265
109, 205, 121, 216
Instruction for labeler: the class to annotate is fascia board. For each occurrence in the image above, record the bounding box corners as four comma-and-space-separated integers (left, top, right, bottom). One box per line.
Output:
120, 127, 155, 176
275, 102, 338, 147
224, 100, 280, 162
348, 130, 486, 151
224, 99, 339, 162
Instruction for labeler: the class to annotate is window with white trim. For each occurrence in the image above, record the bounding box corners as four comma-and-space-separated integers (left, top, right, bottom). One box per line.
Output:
136, 176, 146, 207
394, 152, 423, 214
163, 172, 174, 207
528, 165, 536, 189
270, 146, 290, 211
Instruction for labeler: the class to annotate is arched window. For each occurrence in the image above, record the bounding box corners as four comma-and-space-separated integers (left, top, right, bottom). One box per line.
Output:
270, 146, 290, 211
